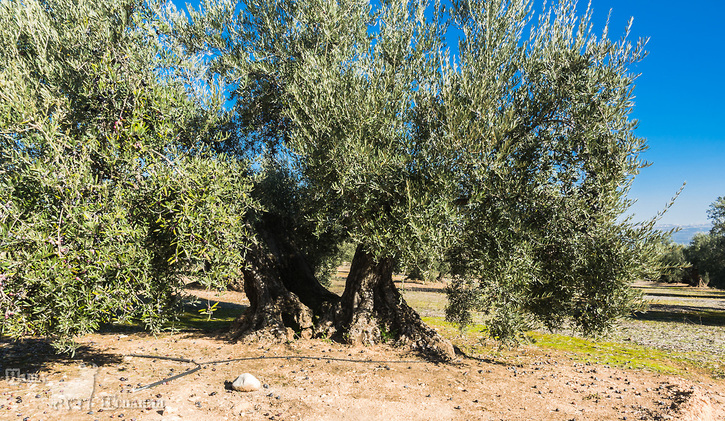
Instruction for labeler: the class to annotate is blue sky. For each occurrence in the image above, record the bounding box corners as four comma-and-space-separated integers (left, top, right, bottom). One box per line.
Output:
579, 1, 725, 225
176, 0, 724, 225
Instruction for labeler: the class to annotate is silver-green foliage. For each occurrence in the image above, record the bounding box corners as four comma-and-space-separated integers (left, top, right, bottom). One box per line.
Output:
0, 0, 256, 351
282, 0, 456, 267
443, 0, 660, 341
652, 237, 689, 283
266, 0, 662, 339
165, 0, 666, 343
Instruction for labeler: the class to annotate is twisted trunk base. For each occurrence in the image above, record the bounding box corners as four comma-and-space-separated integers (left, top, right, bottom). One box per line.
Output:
229, 241, 315, 341
230, 214, 340, 341
318, 245, 454, 361
228, 217, 453, 360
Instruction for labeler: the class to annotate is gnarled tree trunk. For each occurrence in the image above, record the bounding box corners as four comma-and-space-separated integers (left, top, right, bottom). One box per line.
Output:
230, 240, 315, 341
230, 219, 453, 360
230, 214, 339, 341
319, 245, 454, 361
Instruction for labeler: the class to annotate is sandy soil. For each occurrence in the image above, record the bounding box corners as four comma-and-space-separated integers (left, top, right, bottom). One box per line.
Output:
2, 285, 724, 421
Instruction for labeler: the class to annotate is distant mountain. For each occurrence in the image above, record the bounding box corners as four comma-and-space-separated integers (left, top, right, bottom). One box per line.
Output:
655, 224, 712, 245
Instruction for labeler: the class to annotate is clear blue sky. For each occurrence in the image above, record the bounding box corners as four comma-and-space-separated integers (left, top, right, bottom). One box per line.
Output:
587, 0, 725, 225
176, 0, 724, 225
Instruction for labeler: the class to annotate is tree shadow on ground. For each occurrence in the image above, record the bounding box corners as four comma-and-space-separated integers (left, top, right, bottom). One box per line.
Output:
642, 290, 725, 299
452, 345, 509, 366
0, 296, 249, 379
632, 304, 725, 327
398, 285, 447, 293
0, 337, 124, 376
94, 303, 248, 351
98, 295, 248, 336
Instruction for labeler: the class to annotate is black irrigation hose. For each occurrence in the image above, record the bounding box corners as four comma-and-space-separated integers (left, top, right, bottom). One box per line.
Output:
202, 355, 429, 366
131, 365, 202, 392
128, 354, 202, 392
126, 353, 428, 392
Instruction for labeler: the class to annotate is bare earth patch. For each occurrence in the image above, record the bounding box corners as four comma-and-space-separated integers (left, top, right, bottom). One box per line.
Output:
2, 334, 724, 420
2, 280, 724, 420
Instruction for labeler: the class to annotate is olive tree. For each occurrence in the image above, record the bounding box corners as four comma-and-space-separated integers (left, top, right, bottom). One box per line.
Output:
105, 0, 663, 359
165, 0, 458, 357
708, 197, 725, 237
0, 0, 256, 352
683, 197, 725, 288
282, 0, 460, 357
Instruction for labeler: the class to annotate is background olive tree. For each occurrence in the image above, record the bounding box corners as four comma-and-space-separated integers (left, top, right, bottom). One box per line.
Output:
651, 237, 689, 283
682, 197, 725, 288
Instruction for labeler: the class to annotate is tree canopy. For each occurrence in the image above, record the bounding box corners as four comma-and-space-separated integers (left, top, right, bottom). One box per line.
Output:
1, 0, 669, 357
681, 197, 725, 288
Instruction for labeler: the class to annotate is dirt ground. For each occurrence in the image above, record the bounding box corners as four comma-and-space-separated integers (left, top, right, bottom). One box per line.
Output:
2, 285, 725, 420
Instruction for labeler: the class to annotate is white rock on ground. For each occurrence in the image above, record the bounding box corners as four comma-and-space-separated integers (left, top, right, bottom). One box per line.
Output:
231, 373, 262, 392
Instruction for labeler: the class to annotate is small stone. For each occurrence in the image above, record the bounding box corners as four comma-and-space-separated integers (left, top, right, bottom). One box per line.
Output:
232, 373, 262, 392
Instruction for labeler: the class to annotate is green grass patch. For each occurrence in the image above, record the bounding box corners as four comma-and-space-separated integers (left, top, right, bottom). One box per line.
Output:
422, 315, 721, 379
170, 295, 244, 331
173, 304, 239, 331
422, 315, 461, 331
422, 315, 492, 348
527, 331, 696, 375
101, 298, 242, 333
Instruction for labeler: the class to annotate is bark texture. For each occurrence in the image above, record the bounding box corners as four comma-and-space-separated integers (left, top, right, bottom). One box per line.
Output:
230, 215, 339, 341
255, 214, 340, 313
230, 240, 314, 341
230, 218, 453, 360
319, 245, 455, 361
